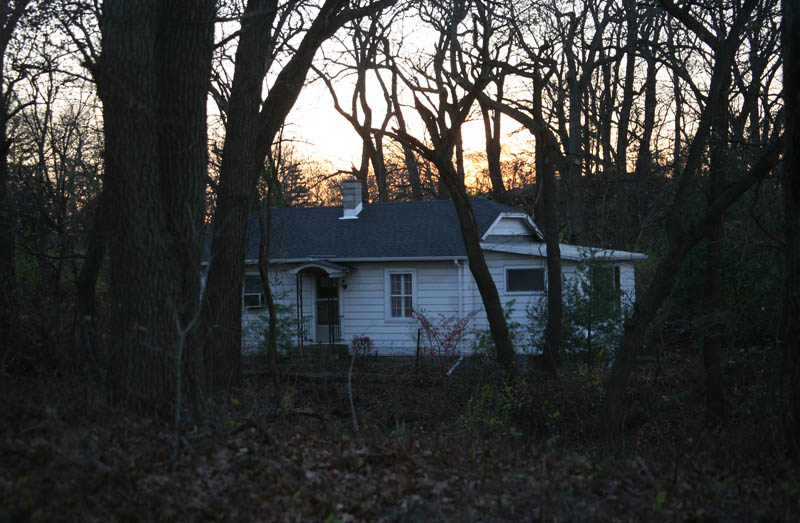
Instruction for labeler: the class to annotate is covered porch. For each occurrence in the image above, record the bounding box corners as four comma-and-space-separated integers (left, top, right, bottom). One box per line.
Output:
289, 260, 351, 348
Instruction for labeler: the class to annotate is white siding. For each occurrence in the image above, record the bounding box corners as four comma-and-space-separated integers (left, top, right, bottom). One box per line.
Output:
237, 255, 639, 356
339, 262, 461, 355
241, 267, 296, 354
488, 217, 529, 236
465, 251, 571, 344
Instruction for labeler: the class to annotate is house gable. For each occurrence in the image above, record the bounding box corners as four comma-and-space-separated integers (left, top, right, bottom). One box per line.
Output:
481, 212, 543, 241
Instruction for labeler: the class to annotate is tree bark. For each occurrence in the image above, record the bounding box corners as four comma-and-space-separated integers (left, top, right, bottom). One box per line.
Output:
604, 139, 780, 437
532, 76, 562, 373
202, 0, 280, 393
76, 187, 109, 381
780, 0, 800, 458
480, 84, 506, 202
438, 159, 516, 373
98, 0, 214, 416
537, 129, 562, 374
395, 94, 517, 373
703, 75, 730, 424
0, 0, 31, 364
633, 56, 657, 180
613, 0, 638, 249
604, 0, 764, 437
202, 0, 394, 394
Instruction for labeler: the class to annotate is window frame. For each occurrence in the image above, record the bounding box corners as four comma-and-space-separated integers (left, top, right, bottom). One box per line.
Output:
242, 274, 266, 310
504, 266, 546, 294
384, 268, 417, 321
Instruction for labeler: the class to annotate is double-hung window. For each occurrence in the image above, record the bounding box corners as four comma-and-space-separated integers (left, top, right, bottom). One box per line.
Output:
243, 275, 266, 309
386, 270, 415, 319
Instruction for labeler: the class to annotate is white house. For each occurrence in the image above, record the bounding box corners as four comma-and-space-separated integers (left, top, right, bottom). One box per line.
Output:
234, 178, 646, 355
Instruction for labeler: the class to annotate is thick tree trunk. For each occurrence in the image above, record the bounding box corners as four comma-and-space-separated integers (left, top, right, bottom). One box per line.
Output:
565, 76, 585, 242
532, 76, 561, 373
155, 0, 215, 417
780, 0, 800, 457
98, 0, 214, 416
100, 0, 172, 412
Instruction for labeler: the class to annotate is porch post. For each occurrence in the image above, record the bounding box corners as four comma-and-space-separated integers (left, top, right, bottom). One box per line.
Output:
296, 272, 303, 349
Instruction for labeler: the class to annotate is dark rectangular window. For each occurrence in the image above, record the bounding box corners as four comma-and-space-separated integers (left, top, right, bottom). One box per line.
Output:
243, 275, 265, 309
506, 268, 545, 292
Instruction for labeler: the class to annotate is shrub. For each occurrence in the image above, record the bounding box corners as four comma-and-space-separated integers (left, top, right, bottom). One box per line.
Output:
526, 252, 630, 366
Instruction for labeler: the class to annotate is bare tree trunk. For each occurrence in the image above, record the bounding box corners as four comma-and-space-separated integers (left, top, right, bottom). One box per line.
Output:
537, 129, 562, 373
532, 76, 561, 373
633, 56, 657, 180
780, 0, 800, 458
76, 187, 109, 381
565, 74, 585, 242
98, 0, 214, 416
604, 0, 763, 436
0, 102, 15, 353
100, 0, 169, 411
202, 0, 279, 394
403, 144, 423, 200
480, 86, 506, 202
613, 0, 638, 249
0, 0, 30, 365
202, 0, 393, 394
703, 77, 730, 424
257, 181, 280, 393
438, 160, 516, 373
396, 97, 517, 373
156, 0, 215, 418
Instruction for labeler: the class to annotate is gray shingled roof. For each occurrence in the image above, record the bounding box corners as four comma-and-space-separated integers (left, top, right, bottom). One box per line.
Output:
240, 198, 525, 261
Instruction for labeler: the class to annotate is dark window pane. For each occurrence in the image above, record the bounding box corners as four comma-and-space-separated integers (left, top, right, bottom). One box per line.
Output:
507, 268, 544, 292
391, 296, 402, 317
244, 275, 262, 293
243, 294, 263, 308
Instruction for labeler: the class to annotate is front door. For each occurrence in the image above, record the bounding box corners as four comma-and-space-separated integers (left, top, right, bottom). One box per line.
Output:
316, 274, 339, 343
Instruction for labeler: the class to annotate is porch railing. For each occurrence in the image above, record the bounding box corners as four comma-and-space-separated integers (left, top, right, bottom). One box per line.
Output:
300, 315, 343, 343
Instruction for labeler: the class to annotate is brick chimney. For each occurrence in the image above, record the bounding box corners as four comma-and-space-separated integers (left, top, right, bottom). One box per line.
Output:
341, 177, 362, 219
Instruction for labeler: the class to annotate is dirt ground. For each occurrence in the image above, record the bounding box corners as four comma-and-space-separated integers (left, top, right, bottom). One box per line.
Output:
1, 350, 798, 521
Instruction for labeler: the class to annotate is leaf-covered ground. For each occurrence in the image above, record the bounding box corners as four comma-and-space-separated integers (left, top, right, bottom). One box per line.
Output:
2, 351, 798, 521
